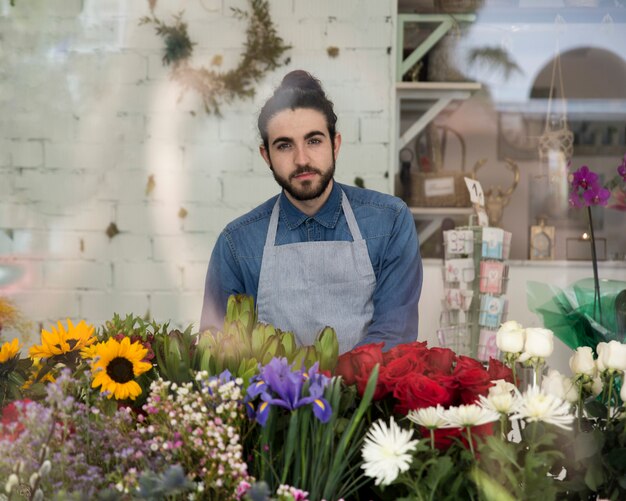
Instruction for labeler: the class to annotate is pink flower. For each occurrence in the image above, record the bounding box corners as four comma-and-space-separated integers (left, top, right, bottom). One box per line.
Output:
571, 165, 598, 190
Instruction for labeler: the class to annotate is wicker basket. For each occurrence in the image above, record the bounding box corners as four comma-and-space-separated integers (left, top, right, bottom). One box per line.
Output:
398, 170, 471, 207
396, 124, 472, 208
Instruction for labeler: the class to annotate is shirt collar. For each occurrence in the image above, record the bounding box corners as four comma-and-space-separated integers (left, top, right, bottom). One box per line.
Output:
279, 181, 342, 230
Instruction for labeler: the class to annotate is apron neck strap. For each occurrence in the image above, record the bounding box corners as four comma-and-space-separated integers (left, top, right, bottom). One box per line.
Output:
265, 189, 363, 247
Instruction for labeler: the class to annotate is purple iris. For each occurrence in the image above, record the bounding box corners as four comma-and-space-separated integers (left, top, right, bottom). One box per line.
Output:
571, 165, 598, 190
245, 358, 332, 426
583, 185, 611, 206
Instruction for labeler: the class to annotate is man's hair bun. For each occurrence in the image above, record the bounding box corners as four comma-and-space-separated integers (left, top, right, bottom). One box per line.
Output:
280, 70, 324, 94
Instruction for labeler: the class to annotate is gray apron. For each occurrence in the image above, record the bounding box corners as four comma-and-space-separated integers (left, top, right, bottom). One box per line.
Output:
256, 190, 376, 354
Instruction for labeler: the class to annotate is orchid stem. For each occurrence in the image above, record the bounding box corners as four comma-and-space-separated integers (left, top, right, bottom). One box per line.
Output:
586, 206, 602, 324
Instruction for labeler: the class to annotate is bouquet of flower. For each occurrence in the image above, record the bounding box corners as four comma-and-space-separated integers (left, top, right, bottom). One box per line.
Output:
528, 155, 626, 351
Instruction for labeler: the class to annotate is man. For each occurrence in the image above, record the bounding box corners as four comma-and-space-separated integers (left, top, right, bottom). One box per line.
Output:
201, 70, 422, 353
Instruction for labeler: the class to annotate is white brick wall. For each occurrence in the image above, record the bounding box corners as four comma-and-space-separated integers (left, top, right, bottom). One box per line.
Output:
1, 0, 393, 340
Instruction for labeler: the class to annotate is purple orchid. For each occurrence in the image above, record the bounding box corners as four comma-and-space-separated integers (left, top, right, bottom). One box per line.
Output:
583, 185, 611, 207
571, 165, 598, 191
618, 155, 626, 181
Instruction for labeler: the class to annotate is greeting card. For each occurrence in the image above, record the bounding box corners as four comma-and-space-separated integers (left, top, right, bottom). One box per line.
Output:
481, 227, 504, 259
444, 258, 475, 283
479, 261, 506, 294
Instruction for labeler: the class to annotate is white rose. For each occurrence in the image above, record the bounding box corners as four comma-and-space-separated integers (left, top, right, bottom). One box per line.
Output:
542, 369, 578, 403
496, 322, 525, 354
597, 340, 626, 372
569, 346, 597, 377
585, 376, 603, 397
596, 342, 608, 372
522, 327, 554, 359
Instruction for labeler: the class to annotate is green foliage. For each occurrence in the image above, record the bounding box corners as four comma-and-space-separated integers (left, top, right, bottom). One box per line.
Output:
197, 295, 339, 384
253, 366, 379, 500
387, 438, 478, 501
139, 12, 194, 66
475, 422, 565, 501
558, 413, 626, 500
140, 0, 291, 114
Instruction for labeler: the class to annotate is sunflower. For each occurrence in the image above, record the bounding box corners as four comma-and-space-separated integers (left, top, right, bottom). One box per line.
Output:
91, 337, 153, 400
0, 338, 19, 364
0, 338, 20, 377
29, 319, 96, 360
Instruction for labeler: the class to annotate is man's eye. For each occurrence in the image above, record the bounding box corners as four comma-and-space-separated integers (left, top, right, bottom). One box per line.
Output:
308, 138, 321, 145
276, 143, 291, 151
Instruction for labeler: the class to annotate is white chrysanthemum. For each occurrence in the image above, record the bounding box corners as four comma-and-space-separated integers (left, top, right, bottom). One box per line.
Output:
361, 417, 419, 486
509, 385, 575, 430
438, 404, 500, 429
479, 390, 521, 415
407, 405, 447, 429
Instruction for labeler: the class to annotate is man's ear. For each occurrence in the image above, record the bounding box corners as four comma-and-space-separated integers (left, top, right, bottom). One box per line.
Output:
333, 132, 342, 161
259, 145, 271, 167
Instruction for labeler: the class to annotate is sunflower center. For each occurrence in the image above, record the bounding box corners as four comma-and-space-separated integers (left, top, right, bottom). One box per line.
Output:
106, 357, 134, 383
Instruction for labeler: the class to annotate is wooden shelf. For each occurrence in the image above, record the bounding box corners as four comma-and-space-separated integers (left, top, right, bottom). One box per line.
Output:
409, 207, 473, 216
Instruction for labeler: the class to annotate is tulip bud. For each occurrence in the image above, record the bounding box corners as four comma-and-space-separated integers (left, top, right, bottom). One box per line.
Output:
569, 346, 597, 377
314, 326, 339, 373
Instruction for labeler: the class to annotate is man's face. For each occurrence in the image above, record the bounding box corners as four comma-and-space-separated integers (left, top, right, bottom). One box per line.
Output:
260, 108, 341, 202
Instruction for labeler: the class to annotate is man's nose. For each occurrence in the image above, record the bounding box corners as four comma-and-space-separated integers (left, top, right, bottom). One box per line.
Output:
294, 145, 309, 166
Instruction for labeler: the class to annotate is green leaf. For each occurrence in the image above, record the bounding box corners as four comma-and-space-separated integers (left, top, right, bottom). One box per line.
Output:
585, 399, 607, 418
607, 448, 626, 470
584, 460, 605, 491
574, 431, 602, 462
471, 468, 516, 501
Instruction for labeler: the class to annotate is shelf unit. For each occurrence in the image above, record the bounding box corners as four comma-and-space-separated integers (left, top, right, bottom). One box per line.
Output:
395, 12, 481, 238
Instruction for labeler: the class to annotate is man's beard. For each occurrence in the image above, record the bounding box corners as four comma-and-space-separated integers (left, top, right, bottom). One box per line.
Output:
270, 161, 335, 201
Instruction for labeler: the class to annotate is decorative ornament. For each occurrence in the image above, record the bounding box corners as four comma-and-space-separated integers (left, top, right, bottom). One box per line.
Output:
106, 223, 120, 240
146, 174, 156, 196
178, 207, 188, 219
327, 46, 340, 58
140, 0, 291, 115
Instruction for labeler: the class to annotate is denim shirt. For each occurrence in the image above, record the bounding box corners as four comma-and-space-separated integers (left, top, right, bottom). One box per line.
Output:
201, 181, 423, 350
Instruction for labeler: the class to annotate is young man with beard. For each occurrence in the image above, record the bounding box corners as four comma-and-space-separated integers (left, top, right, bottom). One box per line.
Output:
201, 70, 422, 353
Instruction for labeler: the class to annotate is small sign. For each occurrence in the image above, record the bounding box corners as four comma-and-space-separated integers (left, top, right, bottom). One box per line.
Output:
464, 177, 484, 206
424, 177, 455, 197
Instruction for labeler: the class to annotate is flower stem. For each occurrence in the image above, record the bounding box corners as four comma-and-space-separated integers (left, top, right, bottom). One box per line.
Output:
586, 206, 602, 324
606, 372, 615, 422
465, 426, 475, 458
429, 428, 435, 451
577, 380, 584, 432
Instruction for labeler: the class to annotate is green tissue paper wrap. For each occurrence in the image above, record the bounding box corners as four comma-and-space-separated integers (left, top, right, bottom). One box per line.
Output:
527, 278, 626, 351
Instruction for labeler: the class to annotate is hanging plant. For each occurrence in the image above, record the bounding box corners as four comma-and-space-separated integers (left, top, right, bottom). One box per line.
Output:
140, 0, 291, 115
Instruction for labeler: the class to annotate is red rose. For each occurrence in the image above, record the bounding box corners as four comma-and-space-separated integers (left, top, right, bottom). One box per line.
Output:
355, 364, 389, 400
393, 373, 454, 414
382, 341, 428, 364
429, 422, 495, 450
335, 342, 384, 390
423, 347, 457, 376
487, 358, 514, 385
379, 354, 427, 393
453, 356, 493, 404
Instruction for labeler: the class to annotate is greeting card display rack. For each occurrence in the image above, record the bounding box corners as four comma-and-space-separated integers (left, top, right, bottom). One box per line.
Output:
438, 220, 512, 361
